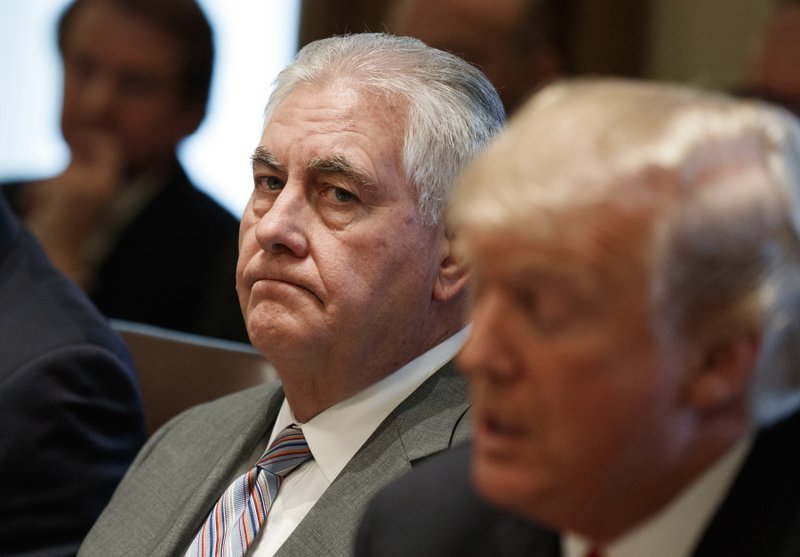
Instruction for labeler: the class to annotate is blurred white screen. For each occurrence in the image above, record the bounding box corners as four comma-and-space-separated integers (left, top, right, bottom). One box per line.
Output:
0, 1, 301, 217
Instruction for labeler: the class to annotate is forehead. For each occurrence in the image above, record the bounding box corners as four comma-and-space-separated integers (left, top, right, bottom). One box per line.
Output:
63, 1, 184, 73
261, 80, 408, 167
270, 79, 407, 128
464, 202, 655, 290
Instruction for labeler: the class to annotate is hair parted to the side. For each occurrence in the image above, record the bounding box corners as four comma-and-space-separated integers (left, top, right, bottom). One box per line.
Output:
263, 32, 506, 227
450, 78, 800, 421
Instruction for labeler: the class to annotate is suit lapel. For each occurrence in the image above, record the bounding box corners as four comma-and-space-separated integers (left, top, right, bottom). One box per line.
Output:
491, 519, 561, 557
277, 363, 469, 556
150, 384, 286, 555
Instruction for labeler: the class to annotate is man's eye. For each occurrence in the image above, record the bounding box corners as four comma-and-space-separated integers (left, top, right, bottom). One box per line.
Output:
256, 175, 284, 190
333, 187, 356, 203
320, 186, 357, 204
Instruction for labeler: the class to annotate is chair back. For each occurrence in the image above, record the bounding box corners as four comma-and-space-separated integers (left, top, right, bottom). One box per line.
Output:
112, 320, 277, 435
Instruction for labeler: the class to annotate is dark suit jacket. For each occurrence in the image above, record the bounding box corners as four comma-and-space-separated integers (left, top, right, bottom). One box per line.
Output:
2, 160, 247, 342
79, 363, 470, 557
357, 406, 800, 557
0, 194, 147, 556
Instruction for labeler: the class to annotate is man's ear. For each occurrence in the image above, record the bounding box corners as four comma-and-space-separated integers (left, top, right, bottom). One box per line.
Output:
684, 329, 762, 411
433, 230, 470, 303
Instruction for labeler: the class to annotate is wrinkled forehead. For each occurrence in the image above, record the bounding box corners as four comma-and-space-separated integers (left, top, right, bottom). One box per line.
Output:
265, 76, 409, 130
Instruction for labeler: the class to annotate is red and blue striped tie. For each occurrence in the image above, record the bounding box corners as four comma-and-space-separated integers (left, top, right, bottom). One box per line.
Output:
189, 425, 312, 557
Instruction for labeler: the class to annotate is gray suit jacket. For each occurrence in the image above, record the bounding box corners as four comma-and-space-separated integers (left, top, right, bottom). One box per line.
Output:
79, 363, 469, 556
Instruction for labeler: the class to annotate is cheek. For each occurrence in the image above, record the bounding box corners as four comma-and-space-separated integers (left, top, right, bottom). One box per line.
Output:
535, 351, 670, 486
336, 230, 411, 285
234, 222, 258, 300
125, 110, 173, 143
237, 213, 256, 256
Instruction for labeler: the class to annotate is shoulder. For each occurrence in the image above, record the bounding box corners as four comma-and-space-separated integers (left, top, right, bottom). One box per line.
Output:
131, 381, 285, 475
80, 381, 285, 555
143, 380, 284, 455
394, 362, 470, 429
370, 442, 475, 510
357, 444, 557, 557
694, 405, 800, 556
388, 361, 471, 461
0, 218, 136, 382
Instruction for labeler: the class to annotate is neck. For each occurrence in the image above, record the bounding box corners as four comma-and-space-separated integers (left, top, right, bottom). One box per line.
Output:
569, 410, 752, 544
275, 319, 465, 422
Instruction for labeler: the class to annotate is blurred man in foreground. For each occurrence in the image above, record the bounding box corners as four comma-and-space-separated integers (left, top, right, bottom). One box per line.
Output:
358, 79, 800, 557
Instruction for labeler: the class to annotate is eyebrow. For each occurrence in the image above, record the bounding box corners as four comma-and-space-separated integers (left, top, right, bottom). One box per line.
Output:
307, 155, 376, 194
251, 148, 378, 194
251, 147, 285, 173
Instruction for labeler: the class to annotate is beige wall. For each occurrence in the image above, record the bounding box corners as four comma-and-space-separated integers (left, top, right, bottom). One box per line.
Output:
645, 0, 775, 90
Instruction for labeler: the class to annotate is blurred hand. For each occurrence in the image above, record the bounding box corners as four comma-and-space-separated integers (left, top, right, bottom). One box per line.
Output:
25, 130, 125, 288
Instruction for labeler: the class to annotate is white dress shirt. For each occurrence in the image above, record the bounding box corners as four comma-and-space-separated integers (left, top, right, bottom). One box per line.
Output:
563, 434, 753, 557
186, 327, 469, 557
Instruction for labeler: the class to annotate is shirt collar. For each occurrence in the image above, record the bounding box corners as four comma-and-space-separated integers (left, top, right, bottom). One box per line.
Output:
563, 433, 754, 557
271, 326, 470, 484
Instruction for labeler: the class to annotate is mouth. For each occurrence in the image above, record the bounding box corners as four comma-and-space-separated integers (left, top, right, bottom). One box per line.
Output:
474, 413, 528, 455
250, 276, 323, 306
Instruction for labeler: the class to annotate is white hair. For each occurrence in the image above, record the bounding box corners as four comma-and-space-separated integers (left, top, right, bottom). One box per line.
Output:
262, 33, 505, 227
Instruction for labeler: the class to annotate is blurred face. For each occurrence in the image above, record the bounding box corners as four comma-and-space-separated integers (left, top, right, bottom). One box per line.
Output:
748, 5, 800, 112
390, 0, 550, 113
236, 81, 445, 387
458, 210, 695, 532
60, 0, 201, 174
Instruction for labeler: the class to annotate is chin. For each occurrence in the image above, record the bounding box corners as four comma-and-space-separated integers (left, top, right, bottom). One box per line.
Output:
473, 456, 548, 521
247, 315, 319, 356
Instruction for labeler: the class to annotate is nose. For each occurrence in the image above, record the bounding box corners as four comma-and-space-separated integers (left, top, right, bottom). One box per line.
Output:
80, 73, 117, 120
253, 184, 310, 258
458, 289, 519, 381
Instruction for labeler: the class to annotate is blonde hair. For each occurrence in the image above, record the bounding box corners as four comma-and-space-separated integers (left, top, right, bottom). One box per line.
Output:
450, 78, 800, 420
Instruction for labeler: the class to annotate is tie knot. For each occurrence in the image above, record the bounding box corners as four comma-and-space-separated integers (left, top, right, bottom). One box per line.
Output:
256, 425, 312, 478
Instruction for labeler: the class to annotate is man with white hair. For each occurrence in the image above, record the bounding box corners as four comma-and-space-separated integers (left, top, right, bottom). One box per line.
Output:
79, 33, 504, 557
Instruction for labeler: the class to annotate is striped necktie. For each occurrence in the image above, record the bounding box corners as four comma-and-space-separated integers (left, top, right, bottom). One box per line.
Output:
189, 425, 312, 557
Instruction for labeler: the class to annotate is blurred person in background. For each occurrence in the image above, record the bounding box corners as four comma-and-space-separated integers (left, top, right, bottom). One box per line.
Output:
386, 0, 569, 114
739, 0, 800, 117
2, 0, 247, 341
